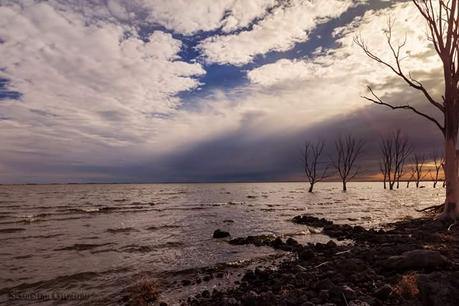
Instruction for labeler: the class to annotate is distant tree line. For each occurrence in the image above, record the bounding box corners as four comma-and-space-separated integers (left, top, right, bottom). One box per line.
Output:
303, 130, 444, 192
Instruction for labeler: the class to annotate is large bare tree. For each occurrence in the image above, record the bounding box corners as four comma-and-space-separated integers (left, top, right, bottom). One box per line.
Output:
303, 141, 328, 192
379, 130, 412, 190
332, 135, 365, 192
355, 1, 459, 219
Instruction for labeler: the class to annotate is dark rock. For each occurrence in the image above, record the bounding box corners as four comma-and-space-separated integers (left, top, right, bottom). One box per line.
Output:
416, 271, 459, 306
292, 215, 333, 227
213, 229, 230, 238
298, 248, 315, 261
326, 240, 337, 248
228, 237, 246, 245
159, 303, 168, 306
181, 279, 191, 286
201, 290, 210, 298
374, 284, 392, 300
383, 249, 449, 271
286, 237, 298, 246
203, 275, 211, 282
272, 237, 283, 248
241, 290, 259, 305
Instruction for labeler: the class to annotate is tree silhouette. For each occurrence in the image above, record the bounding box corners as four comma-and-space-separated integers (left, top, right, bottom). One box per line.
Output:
355, 1, 459, 219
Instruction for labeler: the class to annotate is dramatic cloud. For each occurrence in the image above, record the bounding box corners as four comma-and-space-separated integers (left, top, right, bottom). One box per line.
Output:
199, 0, 359, 65
0, 0, 446, 183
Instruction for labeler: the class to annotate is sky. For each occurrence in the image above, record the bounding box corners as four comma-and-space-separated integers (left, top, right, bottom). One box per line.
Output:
0, 0, 446, 183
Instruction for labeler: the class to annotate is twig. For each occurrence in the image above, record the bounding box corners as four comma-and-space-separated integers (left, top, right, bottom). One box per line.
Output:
448, 220, 457, 231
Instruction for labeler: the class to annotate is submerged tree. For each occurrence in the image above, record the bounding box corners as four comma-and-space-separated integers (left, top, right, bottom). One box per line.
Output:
332, 135, 365, 192
379, 130, 412, 190
355, 0, 459, 219
430, 152, 445, 188
412, 154, 427, 188
406, 168, 416, 188
380, 161, 388, 189
303, 141, 328, 192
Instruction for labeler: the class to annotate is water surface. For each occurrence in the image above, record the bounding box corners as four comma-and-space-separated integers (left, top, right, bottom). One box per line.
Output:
0, 182, 444, 305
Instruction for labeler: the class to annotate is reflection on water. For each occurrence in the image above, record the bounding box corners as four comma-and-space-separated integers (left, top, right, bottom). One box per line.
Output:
0, 182, 444, 305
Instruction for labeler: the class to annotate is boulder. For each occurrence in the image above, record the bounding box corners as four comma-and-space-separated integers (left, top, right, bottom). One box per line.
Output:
382, 250, 449, 271
213, 229, 230, 238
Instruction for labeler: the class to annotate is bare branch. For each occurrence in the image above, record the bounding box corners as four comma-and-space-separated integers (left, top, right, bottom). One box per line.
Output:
362, 87, 445, 134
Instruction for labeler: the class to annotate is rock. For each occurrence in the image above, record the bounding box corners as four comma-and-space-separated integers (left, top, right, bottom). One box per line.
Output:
241, 290, 259, 305
349, 300, 370, 306
228, 237, 246, 245
326, 240, 337, 248
181, 279, 191, 286
383, 250, 449, 271
213, 229, 230, 238
222, 297, 238, 305
201, 290, 210, 298
159, 303, 168, 306
416, 271, 459, 306
286, 237, 298, 246
272, 237, 283, 248
292, 215, 333, 227
374, 284, 392, 300
298, 248, 315, 261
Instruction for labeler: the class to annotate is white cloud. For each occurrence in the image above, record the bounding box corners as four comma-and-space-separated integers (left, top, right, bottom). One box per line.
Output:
199, 0, 358, 65
248, 2, 442, 100
0, 1, 204, 170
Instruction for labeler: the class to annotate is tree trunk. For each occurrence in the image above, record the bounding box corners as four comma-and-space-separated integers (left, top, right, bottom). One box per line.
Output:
442, 135, 459, 219
433, 181, 437, 188
342, 180, 347, 192
383, 178, 386, 189
389, 181, 394, 190
308, 183, 314, 193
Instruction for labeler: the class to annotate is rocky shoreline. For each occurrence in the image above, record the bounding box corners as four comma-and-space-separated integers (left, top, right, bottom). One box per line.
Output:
184, 214, 459, 306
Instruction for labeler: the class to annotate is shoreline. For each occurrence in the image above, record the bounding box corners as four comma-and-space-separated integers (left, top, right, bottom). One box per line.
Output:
168, 213, 459, 306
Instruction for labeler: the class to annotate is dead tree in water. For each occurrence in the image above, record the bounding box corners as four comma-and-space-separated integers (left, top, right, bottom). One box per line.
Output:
379, 130, 412, 190
413, 154, 427, 188
430, 152, 445, 188
379, 161, 388, 189
406, 168, 416, 188
355, 0, 459, 219
303, 141, 328, 192
332, 136, 365, 192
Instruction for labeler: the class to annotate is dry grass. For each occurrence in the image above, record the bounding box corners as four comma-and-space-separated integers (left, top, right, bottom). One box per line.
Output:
126, 277, 159, 306
393, 272, 419, 299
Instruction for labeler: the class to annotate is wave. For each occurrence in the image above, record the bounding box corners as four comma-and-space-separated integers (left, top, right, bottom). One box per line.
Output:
106, 227, 138, 234
55, 243, 114, 251
121, 241, 183, 253
0, 228, 25, 234
145, 225, 181, 231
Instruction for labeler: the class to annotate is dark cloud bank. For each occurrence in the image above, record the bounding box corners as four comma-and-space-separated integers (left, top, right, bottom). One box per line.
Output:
59, 96, 442, 184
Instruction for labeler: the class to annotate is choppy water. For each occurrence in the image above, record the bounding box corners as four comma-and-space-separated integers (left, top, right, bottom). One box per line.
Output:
0, 182, 444, 305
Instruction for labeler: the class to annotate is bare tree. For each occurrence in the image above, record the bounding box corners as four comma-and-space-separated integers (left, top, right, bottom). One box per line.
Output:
332, 135, 365, 192
406, 168, 416, 188
430, 152, 445, 188
303, 141, 328, 192
355, 1, 459, 219
379, 161, 388, 189
412, 154, 427, 188
379, 130, 412, 190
